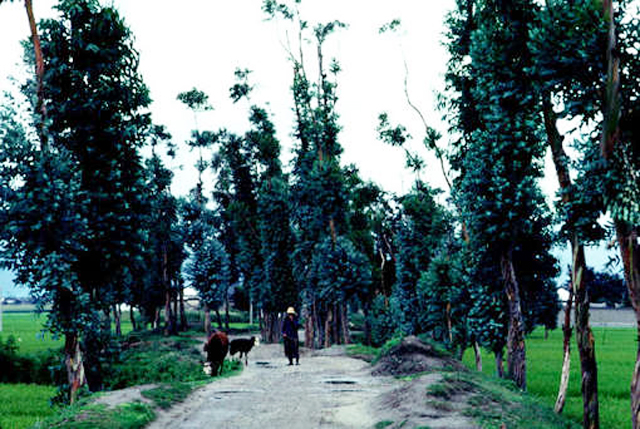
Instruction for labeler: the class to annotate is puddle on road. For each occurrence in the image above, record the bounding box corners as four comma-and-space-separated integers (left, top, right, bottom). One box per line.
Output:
324, 380, 357, 385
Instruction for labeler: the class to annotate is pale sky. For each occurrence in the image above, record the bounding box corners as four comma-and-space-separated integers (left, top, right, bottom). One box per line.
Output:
0, 1, 620, 297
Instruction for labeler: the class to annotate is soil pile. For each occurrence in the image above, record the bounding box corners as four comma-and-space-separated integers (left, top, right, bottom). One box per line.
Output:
372, 336, 467, 376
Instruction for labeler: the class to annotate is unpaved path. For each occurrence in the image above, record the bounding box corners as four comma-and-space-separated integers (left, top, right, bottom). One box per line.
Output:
145, 339, 477, 429
147, 343, 395, 428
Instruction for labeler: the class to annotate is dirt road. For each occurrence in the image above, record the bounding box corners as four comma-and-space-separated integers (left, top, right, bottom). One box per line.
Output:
147, 342, 401, 429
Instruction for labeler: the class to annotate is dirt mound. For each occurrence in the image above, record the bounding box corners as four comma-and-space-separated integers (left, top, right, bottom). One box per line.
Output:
372, 336, 467, 376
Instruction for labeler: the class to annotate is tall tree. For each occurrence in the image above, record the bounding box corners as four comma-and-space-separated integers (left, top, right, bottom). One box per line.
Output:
453, 0, 548, 390
264, 1, 356, 348
597, 1, 640, 426
1, 0, 151, 402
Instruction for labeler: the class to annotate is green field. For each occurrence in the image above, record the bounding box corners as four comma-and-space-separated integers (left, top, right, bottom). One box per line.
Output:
0, 383, 58, 429
463, 327, 636, 429
0, 309, 255, 429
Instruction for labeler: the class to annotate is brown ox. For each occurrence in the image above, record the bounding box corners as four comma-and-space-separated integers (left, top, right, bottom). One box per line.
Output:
203, 330, 229, 376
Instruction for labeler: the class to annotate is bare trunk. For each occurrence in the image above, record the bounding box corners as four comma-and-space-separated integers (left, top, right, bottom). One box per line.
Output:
163, 290, 173, 336
555, 288, 574, 414
304, 304, 314, 348
446, 302, 453, 344
172, 293, 178, 330
617, 225, 640, 428
502, 252, 526, 390
573, 242, 599, 429
340, 303, 350, 345
363, 303, 372, 346
224, 291, 230, 331
495, 349, 504, 378
130, 306, 137, 331
179, 288, 187, 331
64, 333, 86, 404
215, 309, 223, 330
249, 301, 254, 326
544, 98, 599, 426
113, 304, 121, 337
203, 303, 211, 335
153, 308, 160, 330
24, 0, 48, 151
473, 341, 482, 372
324, 304, 333, 348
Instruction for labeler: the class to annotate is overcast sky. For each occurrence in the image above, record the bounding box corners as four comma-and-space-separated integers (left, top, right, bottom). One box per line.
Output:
0, 0, 619, 297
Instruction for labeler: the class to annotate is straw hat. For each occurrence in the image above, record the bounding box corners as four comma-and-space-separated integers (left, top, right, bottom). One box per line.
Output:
286, 307, 296, 315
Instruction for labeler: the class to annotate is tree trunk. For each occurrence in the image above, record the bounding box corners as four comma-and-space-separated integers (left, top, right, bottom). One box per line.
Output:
64, 332, 86, 404
224, 291, 230, 331
340, 303, 350, 345
172, 293, 178, 330
162, 247, 174, 336
24, 0, 49, 152
324, 305, 333, 348
363, 303, 372, 346
203, 303, 211, 335
215, 308, 223, 330
113, 304, 121, 337
130, 306, 137, 331
617, 225, 640, 428
573, 242, 599, 428
304, 304, 314, 348
501, 252, 526, 390
544, 98, 599, 425
153, 308, 160, 330
249, 300, 254, 326
163, 290, 173, 336
495, 349, 504, 378
179, 288, 187, 331
555, 288, 574, 414
473, 341, 482, 372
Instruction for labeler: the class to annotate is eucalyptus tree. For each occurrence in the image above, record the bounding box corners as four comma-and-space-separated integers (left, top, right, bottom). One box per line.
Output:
450, 0, 550, 390
529, 1, 640, 424
177, 88, 221, 333
0, 0, 151, 402
246, 102, 297, 342
393, 182, 451, 335
264, 1, 358, 348
529, 1, 607, 420
597, 1, 640, 425
141, 126, 185, 336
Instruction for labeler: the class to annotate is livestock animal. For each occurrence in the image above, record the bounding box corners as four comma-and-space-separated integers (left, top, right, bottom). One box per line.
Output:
229, 336, 258, 366
203, 330, 229, 376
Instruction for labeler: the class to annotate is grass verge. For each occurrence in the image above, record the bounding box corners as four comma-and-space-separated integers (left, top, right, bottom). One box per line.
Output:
33, 402, 155, 429
427, 371, 579, 428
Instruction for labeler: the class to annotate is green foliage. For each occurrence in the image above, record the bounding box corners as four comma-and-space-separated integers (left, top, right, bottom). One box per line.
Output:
176, 88, 213, 112
392, 181, 451, 335
184, 235, 230, 309
0, 334, 65, 384
104, 333, 210, 389
367, 295, 403, 347
309, 236, 372, 304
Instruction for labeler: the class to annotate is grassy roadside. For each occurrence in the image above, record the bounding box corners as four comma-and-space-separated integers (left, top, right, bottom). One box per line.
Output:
348, 329, 631, 429
0, 310, 252, 429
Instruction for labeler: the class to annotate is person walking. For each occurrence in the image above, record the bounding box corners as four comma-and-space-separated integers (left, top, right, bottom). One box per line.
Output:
281, 307, 299, 365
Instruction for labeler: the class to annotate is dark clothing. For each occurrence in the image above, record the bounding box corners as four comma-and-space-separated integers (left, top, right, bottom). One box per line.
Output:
282, 316, 299, 364
282, 316, 298, 339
